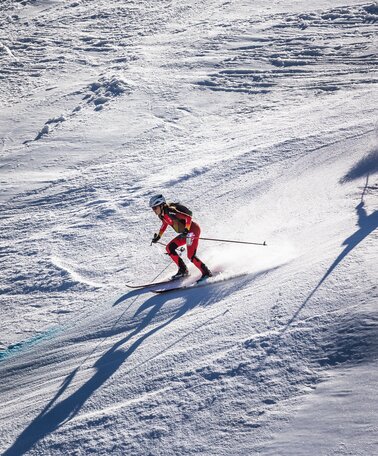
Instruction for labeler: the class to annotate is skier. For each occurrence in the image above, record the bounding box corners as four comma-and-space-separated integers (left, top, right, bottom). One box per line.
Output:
149, 194, 212, 280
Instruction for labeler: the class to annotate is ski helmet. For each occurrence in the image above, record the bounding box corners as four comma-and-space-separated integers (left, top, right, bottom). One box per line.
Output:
149, 194, 166, 208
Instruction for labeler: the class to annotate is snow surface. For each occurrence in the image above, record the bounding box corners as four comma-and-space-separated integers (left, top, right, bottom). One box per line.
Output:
0, 0, 377, 454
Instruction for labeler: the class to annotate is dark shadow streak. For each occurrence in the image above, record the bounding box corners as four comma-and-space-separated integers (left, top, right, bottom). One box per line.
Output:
295, 202, 378, 321
258, 201, 378, 367
113, 287, 151, 306
340, 147, 378, 183
3, 275, 252, 455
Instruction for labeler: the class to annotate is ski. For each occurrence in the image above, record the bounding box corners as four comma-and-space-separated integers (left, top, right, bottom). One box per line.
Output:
125, 277, 186, 289
151, 280, 209, 294
151, 272, 248, 294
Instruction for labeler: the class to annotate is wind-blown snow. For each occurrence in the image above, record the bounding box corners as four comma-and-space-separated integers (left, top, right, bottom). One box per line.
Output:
0, 0, 377, 455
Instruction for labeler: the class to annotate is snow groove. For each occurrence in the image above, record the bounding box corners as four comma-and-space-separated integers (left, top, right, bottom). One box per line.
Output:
195, 4, 377, 99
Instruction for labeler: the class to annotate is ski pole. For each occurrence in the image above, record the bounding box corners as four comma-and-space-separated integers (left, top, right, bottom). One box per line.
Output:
154, 241, 186, 253
199, 237, 267, 246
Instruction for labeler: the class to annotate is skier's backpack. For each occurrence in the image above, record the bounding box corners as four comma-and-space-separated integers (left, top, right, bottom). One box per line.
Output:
169, 202, 193, 217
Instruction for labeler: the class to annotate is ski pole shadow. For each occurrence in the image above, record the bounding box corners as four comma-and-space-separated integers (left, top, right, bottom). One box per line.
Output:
3, 275, 252, 456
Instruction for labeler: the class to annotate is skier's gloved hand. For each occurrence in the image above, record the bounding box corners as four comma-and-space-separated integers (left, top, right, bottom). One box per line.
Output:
178, 228, 189, 240
151, 233, 161, 244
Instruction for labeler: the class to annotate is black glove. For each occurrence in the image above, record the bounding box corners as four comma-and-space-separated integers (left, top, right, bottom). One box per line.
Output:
151, 233, 161, 244
179, 228, 189, 239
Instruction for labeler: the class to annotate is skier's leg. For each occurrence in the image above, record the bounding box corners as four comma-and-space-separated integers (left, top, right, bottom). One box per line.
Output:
166, 236, 188, 275
187, 224, 212, 277
189, 250, 212, 276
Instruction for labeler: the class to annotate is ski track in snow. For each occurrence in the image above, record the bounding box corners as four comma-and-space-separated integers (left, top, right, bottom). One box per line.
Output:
0, 0, 377, 454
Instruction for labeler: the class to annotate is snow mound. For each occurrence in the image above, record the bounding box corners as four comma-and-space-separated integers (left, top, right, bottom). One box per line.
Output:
84, 76, 133, 111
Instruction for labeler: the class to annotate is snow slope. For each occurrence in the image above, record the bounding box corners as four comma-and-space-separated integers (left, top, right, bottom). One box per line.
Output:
0, 0, 377, 454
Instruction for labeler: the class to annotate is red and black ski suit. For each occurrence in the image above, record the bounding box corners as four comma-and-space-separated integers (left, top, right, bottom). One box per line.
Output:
157, 205, 208, 274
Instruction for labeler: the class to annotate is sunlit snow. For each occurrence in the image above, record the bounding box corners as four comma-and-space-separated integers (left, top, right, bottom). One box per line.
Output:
0, 0, 377, 454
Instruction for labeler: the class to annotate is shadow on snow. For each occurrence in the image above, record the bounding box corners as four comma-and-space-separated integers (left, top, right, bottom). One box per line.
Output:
3, 274, 253, 455
285, 200, 377, 332
340, 147, 378, 183
259, 176, 378, 365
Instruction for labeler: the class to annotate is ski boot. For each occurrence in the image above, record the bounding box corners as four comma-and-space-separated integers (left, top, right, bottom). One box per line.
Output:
198, 265, 213, 282
171, 266, 189, 280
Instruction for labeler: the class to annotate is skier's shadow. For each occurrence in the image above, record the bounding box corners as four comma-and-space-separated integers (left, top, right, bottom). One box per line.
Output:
3, 275, 251, 456
113, 287, 153, 305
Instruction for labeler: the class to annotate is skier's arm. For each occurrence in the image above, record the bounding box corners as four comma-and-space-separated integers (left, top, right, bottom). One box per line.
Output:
183, 213, 192, 232
158, 220, 168, 238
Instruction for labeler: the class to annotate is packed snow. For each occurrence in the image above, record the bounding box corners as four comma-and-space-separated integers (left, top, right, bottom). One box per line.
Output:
0, 0, 377, 454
